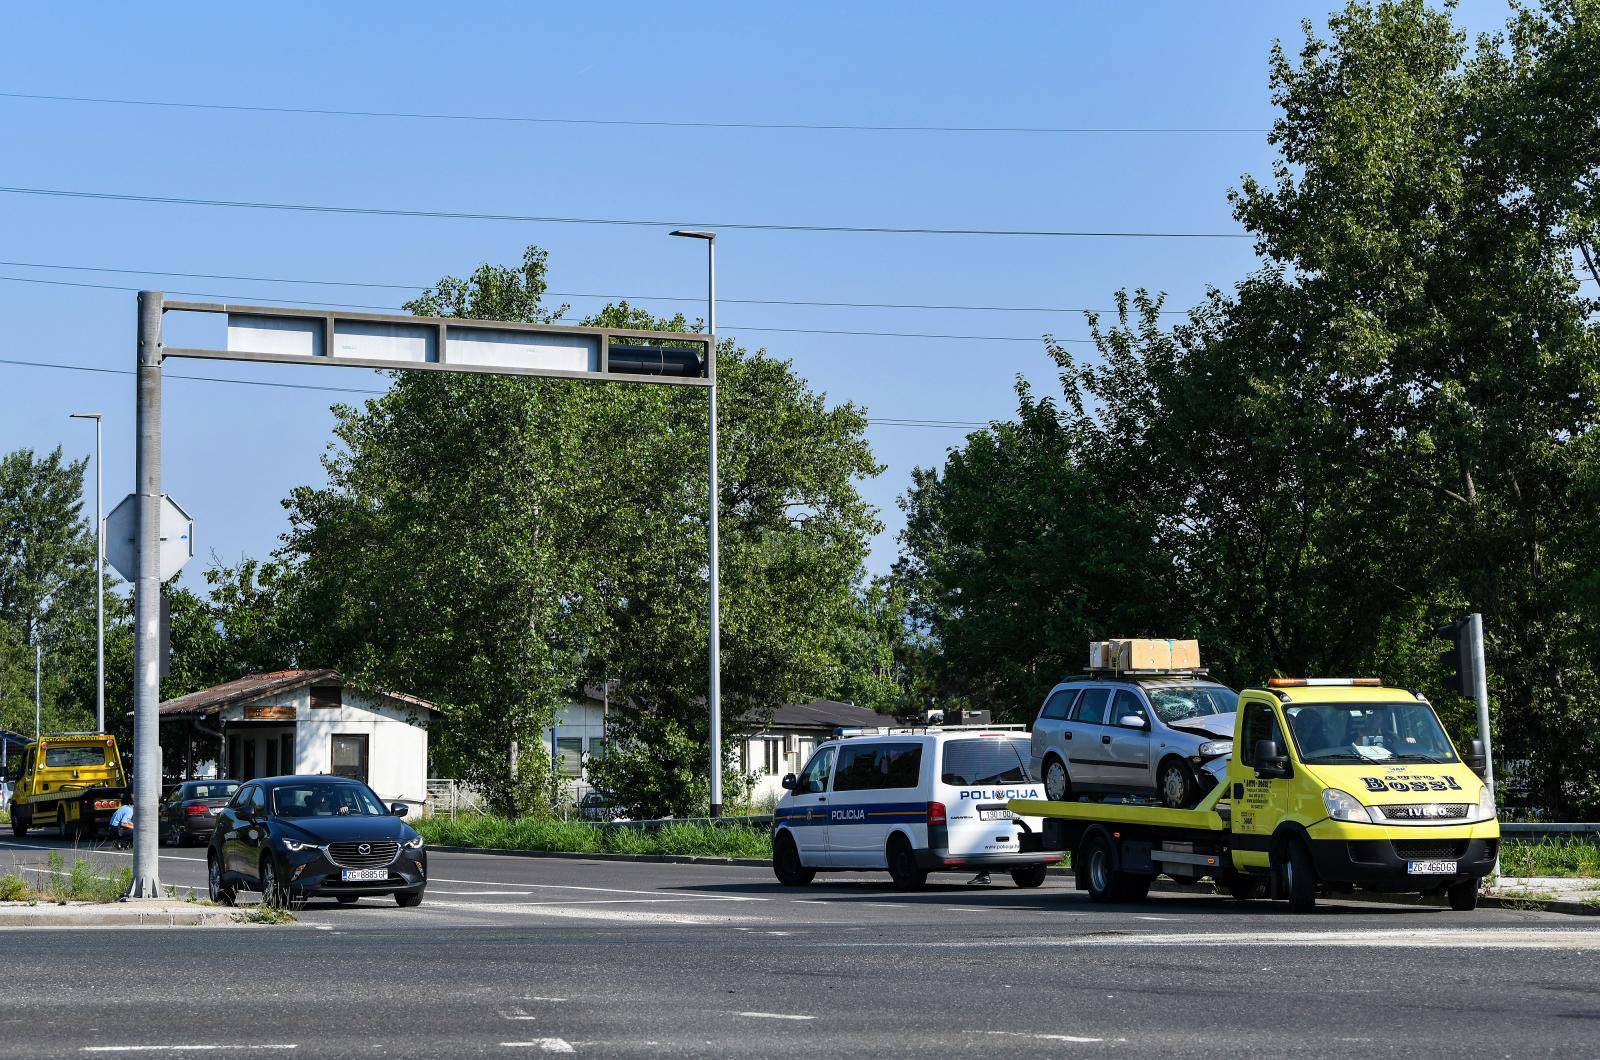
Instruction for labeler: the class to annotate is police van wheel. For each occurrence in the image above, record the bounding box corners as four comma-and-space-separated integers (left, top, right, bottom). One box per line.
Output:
1447, 878, 1480, 911
1280, 839, 1318, 913
1158, 758, 1198, 809
886, 835, 927, 891
772, 833, 815, 887
1043, 758, 1072, 802
1010, 864, 1048, 889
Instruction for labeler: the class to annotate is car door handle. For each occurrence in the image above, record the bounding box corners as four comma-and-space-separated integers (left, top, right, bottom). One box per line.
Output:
1101, 735, 1112, 744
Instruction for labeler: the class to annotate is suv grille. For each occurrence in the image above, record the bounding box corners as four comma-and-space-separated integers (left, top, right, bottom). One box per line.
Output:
327, 840, 399, 868
1392, 840, 1467, 861
1376, 803, 1470, 822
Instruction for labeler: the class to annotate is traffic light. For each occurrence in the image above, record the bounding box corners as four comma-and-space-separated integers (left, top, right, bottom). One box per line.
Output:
1436, 617, 1472, 695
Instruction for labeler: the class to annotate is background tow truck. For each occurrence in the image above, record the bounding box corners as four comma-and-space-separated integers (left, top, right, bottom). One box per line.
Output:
6, 732, 130, 840
1011, 678, 1500, 912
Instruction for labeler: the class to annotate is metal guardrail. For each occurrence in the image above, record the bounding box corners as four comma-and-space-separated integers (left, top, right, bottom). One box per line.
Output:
1501, 822, 1600, 838
609, 814, 774, 830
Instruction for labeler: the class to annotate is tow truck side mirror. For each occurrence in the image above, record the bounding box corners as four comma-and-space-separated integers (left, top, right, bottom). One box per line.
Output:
780, 773, 797, 792
1466, 739, 1487, 777
1253, 739, 1290, 779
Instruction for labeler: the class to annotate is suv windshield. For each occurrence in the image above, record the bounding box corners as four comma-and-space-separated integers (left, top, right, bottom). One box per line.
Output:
941, 738, 1030, 785
271, 782, 387, 818
1284, 701, 1458, 764
1145, 686, 1239, 724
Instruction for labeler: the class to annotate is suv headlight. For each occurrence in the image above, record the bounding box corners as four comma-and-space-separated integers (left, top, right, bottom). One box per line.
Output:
281, 838, 320, 853
1196, 740, 1232, 759
402, 835, 424, 850
1323, 788, 1375, 824
1473, 785, 1496, 823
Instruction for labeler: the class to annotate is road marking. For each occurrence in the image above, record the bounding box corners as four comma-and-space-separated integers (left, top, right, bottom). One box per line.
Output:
984, 1031, 1104, 1043
825, 927, 1600, 950
736, 1012, 816, 1021
501, 1040, 574, 1053
425, 900, 761, 926
426, 877, 765, 901
1136, 916, 1179, 921
3, 840, 206, 864
82, 1046, 298, 1053
429, 890, 536, 896
522, 997, 569, 1003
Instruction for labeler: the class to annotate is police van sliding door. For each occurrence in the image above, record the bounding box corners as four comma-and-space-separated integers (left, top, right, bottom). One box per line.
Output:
827, 742, 926, 868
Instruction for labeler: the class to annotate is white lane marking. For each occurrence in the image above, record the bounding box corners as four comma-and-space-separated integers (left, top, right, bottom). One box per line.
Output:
825, 927, 1600, 950
501, 1040, 574, 1052
82, 1046, 298, 1053
522, 997, 569, 1002
429, 890, 536, 896
425, 900, 760, 926
984, 1031, 1105, 1043
1136, 916, 1178, 921
736, 1012, 816, 1021
426, 877, 765, 901
4, 840, 206, 864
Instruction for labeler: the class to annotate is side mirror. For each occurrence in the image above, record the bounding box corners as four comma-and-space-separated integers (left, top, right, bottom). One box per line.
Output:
780, 773, 798, 792
1466, 739, 1487, 777
389, 802, 409, 817
1119, 714, 1148, 730
1253, 739, 1290, 778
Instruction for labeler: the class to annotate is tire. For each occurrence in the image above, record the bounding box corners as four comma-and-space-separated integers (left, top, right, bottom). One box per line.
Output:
1081, 832, 1153, 903
59, 804, 76, 840
259, 855, 296, 909
11, 807, 28, 838
1158, 757, 1199, 810
395, 890, 423, 908
337, 895, 360, 906
772, 832, 815, 887
886, 834, 927, 891
1010, 864, 1048, 889
1043, 757, 1072, 802
1280, 839, 1318, 914
208, 854, 236, 906
1447, 878, 1480, 912
1227, 877, 1267, 901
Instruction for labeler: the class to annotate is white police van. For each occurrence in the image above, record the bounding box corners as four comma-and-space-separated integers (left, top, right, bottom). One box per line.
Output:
771, 726, 1063, 890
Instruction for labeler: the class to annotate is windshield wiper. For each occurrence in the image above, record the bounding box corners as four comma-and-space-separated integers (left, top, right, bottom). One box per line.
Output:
1390, 753, 1447, 764
1306, 752, 1371, 762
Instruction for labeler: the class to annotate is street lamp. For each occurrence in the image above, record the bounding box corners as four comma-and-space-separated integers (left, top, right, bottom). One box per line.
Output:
69, 412, 105, 733
670, 228, 722, 818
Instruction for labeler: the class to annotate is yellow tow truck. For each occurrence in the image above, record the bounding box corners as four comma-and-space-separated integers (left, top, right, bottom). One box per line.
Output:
1012, 679, 1500, 912
7, 733, 130, 840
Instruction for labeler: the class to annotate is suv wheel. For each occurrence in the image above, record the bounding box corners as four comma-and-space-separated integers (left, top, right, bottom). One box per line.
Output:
208, 855, 236, 906
1159, 758, 1198, 809
1043, 757, 1072, 802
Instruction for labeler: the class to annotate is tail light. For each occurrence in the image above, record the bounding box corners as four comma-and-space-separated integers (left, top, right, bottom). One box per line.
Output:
185, 804, 209, 816
926, 801, 947, 826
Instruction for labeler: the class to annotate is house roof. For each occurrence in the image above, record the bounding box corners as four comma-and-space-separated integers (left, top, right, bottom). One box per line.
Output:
769, 698, 898, 732
157, 669, 442, 718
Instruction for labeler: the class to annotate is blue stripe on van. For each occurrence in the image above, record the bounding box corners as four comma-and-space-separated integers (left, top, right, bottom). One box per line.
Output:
774, 801, 928, 827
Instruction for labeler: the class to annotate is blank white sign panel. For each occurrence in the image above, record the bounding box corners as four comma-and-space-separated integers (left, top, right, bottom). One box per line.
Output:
227, 315, 324, 358
446, 327, 598, 372
335, 320, 437, 363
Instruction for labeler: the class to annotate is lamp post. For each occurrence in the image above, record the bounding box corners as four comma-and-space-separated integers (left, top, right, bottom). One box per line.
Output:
670, 228, 721, 818
69, 412, 105, 732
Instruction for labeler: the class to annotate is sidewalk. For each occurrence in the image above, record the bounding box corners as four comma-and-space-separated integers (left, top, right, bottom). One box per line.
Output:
0, 900, 244, 928
1487, 876, 1600, 903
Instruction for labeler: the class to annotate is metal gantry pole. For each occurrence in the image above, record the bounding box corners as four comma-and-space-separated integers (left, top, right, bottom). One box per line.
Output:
34, 640, 41, 739
72, 413, 106, 732
1468, 613, 1494, 795
130, 291, 164, 897
705, 238, 722, 818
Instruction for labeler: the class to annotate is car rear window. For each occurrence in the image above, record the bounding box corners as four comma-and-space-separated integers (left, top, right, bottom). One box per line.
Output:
188, 782, 238, 800
941, 739, 1030, 785
44, 747, 105, 768
832, 743, 923, 791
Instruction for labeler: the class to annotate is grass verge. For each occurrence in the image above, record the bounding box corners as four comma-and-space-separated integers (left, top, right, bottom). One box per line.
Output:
0, 850, 134, 903
1499, 837, 1600, 878
416, 814, 773, 861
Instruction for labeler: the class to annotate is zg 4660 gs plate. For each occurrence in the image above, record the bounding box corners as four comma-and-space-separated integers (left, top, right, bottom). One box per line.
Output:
1407, 859, 1458, 875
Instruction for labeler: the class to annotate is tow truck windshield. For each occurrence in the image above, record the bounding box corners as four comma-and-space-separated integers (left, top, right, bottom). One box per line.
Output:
1146, 686, 1239, 724
1284, 701, 1458, 764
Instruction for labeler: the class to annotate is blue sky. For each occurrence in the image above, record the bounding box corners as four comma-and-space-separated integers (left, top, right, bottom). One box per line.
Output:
1, 2, 1515, 589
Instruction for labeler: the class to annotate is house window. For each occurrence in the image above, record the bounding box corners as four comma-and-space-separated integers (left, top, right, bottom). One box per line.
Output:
310, 685, 342, 709
556, 738, 584, 778
331, 734, 369, 783
762, 738, 783, 776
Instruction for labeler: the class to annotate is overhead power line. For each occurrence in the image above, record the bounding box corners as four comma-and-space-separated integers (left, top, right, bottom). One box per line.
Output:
0, 273, 1097, 344
0, 356, 987, 429
0, 258, 1194, 316
0, 90, 1270, 136
0, 185, 1251, 240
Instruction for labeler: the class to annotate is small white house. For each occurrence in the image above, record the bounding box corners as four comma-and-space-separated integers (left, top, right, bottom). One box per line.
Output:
158, 669, 441, 808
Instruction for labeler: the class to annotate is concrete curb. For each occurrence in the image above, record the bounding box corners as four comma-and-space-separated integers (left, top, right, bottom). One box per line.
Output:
428, 844, 770, 869
1143, 878, 1599, 916
0, 900, 243, 928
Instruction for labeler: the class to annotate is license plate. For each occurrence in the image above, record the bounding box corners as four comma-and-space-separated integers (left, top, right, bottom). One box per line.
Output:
979, 809, 1012, 821
340, 868, 388, 882
1407, 859, 1457, 875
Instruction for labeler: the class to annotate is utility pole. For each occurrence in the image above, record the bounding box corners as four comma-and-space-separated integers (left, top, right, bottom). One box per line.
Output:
69, 412, 105, 732
130, 291, 164, 897
1467, 613, 1493, 795
34, 640, 41, 739
670, 229, 721, 817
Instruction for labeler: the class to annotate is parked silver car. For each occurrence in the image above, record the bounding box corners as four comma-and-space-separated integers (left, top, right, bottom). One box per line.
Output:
1028, 677, 1238, 808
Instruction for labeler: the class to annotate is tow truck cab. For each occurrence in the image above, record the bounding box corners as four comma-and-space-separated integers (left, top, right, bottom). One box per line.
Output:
1014, 680, 1500, 912
7, 733, 129, 840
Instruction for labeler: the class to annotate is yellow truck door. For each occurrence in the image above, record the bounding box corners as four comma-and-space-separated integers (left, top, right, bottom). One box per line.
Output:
1230, 696, 1292, 871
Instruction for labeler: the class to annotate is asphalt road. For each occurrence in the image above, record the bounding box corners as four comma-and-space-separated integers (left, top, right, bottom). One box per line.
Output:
1, 834, 1597, 1058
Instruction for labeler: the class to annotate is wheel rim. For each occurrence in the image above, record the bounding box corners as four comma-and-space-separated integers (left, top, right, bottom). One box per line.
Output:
1163, 766, 1186, 805
1089, 847, 1109, 892
262, 862, 276, 901
1284, 858, 1296, 893
1046, 762, 1068, 801
208, 860, 220, 899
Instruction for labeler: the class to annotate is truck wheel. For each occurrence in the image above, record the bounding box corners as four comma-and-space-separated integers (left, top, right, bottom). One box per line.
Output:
1043, 757, 1072, 802
886, 834, 927, 891
208, 855, 236, 906
1447, 878, 1480, 911
1010, 864, 1048, 888
1280, 839, 1318, 913
772, 832, 815, 887
1158, 758, 1198, 809
1227, 877, 1266, 901
11, 807, 28, 838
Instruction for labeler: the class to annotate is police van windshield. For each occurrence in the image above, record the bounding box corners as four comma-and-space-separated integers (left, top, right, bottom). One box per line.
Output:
1284, 702, 1458, 764
941, 739, 1030, 785
1146, 686, 1239, 723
